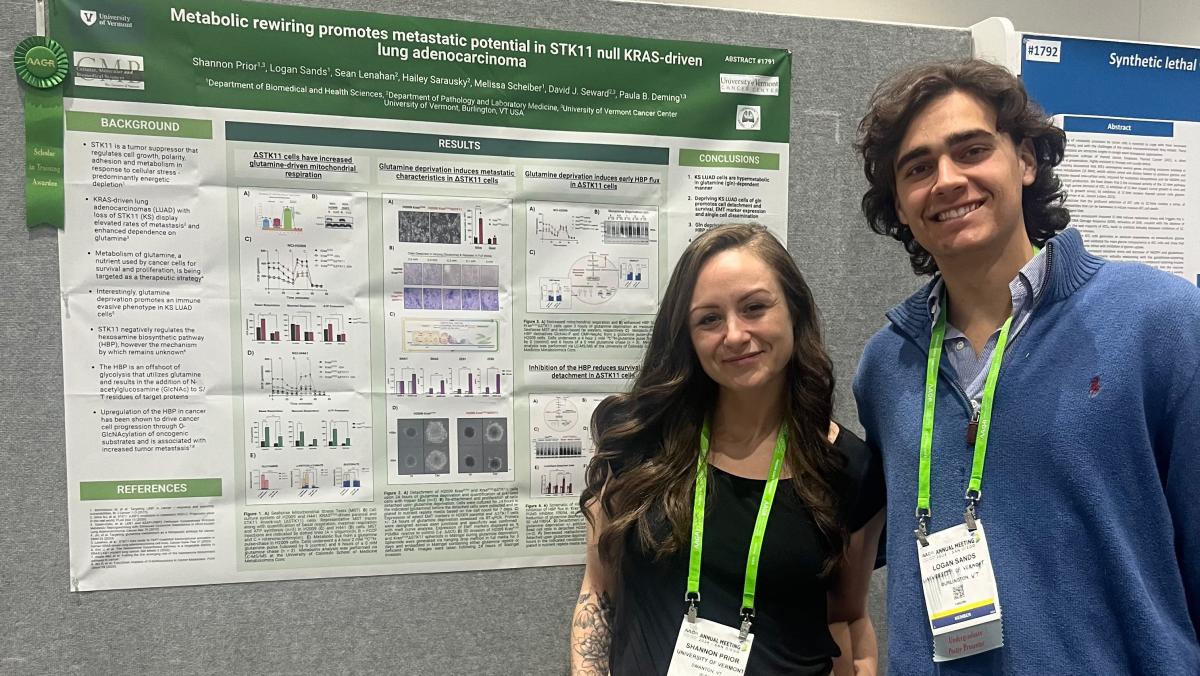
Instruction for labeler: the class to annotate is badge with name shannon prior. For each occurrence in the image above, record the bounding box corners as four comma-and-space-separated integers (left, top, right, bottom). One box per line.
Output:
917, 521, 1004, 661
666, 616, 755, 676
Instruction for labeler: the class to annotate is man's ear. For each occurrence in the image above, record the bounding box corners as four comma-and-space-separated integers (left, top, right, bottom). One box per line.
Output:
1018, 138, 1036, 187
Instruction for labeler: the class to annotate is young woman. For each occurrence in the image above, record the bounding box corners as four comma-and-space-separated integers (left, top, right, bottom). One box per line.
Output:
570, 224, 884, 676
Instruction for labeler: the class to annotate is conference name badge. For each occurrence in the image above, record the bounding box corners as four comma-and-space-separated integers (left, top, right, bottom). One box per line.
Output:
917, 521, 1004, 661
666, 615, 755, 676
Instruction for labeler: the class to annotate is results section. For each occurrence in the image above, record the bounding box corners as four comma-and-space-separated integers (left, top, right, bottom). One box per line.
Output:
238, 188, 373, 505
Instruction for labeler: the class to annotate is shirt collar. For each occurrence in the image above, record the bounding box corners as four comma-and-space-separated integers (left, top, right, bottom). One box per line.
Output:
927, 247, 1049, 329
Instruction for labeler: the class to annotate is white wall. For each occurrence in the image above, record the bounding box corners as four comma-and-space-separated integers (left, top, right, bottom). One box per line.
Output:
627, 0, 1200, 47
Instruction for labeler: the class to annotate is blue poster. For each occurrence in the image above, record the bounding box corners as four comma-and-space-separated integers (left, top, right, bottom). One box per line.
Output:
1020, 34, 1200, 285
1021, 35, 1200, 122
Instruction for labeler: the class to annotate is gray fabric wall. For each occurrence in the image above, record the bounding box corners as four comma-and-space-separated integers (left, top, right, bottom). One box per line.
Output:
0, 0, 969, 672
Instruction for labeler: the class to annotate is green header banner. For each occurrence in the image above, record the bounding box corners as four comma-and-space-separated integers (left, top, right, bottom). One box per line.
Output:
66, 111, 214, 138
679, 148, 780, 170
80, 478, 223, 500
48, 0, 791, 141
227, 121, 668, 163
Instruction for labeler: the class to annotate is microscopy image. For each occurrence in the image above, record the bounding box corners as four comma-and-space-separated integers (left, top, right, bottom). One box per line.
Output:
462, 289, 481, 310
480, 290, 500, 311
480, 265, 500, 288
460, 263, 480, 287
397, 210, 431, 243
404, 262, 424, 285
395, 418, 452, 475
429, 211, 462, 244
423, 288, 443, 310
482, 417, 508, 472
423, 263, 442, 286
397, 210, 462, 244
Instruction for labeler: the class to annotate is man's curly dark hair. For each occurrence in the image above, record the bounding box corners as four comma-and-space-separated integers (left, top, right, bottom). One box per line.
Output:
855, 59, 1070, 276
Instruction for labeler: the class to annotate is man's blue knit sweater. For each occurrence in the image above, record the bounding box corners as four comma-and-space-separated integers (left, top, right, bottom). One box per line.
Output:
854, 229, 1200, 674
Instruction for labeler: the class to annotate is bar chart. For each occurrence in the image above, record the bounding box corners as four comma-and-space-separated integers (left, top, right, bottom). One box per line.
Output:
386, 367, 506, 396
538, 278, 570, 310
619, 258, 649, 288
249, 462, 369, 499
247, 312, 351, 344
245, 187, 362, 234
248, 416, 358, 448
456, 204, 501, 245
254, 195, 302, 232
540, 470, 575, 496
249, 467, 327, 491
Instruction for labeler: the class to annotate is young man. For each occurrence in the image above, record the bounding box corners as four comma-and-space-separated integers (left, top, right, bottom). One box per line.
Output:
853, 59, 1200, 674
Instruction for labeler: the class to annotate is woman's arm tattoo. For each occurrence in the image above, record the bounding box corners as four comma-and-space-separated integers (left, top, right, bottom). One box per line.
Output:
572, 591, 614, 676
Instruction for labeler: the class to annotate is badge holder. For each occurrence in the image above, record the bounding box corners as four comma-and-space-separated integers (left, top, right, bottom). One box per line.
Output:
915, 503, 1005, 662
665, 419, 785, 676
738, 608, 753, 642
912, 307, 1015, 662
668, 595, 756, 676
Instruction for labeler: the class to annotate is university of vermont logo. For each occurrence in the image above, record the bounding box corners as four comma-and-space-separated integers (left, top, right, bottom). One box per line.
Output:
80, 9, 98, 26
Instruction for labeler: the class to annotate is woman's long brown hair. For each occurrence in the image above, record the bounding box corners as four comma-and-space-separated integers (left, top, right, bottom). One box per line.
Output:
579, 224, 850, 578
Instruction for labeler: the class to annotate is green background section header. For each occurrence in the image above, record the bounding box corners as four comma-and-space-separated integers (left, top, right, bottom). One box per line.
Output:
50, 0, 791, 141
228, 122, 668, 164
679, 148, 779, 169
80, 478, 223, 500
66, 111, 214, 138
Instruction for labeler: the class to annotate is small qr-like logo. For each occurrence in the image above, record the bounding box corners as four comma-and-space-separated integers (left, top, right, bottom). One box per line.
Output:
736, 105, 760, 130
952, 584, 966, 602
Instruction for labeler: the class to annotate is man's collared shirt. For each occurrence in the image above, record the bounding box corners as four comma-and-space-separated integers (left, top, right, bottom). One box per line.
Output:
927, 248, 1049, 402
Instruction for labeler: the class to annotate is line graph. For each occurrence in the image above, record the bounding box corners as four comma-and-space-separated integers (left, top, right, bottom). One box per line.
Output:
255, 247, 326, 294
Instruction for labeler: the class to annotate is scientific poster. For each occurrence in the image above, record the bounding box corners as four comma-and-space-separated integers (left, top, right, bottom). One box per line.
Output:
49, 0, 791, 590
1022, 35, 1200, 282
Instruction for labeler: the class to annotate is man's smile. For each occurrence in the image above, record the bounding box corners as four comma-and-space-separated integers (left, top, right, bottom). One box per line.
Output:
932, 199, 985, 223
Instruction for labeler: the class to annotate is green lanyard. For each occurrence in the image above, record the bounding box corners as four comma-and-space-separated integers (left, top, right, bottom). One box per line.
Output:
687, 418, 788, 640
916, 295, 1013, 545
